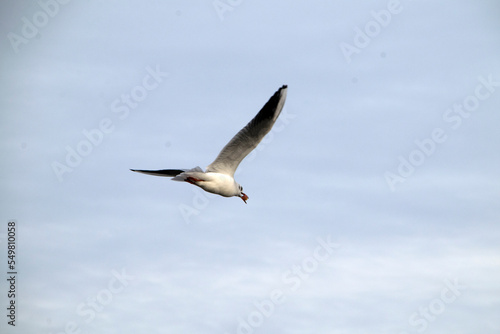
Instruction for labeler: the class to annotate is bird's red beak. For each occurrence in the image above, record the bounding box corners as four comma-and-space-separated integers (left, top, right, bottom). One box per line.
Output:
240, 192, 248, 204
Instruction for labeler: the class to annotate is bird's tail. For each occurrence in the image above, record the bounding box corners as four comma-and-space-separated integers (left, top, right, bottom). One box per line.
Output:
171, 166, 204, 182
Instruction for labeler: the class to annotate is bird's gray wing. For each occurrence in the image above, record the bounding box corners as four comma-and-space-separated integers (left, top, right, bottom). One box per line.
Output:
130, 169, 186, 177
206, 85, 287, 176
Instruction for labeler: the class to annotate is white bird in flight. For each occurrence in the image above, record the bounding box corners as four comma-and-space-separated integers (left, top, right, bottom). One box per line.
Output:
131, 85, 288, 203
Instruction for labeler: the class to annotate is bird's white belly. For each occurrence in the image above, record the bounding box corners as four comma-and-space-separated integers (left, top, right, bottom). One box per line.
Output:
195, 172, 238, 197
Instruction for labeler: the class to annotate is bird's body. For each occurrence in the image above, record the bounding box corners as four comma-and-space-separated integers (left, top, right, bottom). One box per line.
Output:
174, 168, 241, 197
131, 85, 288, 203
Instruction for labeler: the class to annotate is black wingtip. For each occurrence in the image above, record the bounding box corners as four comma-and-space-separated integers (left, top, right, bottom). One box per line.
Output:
130, 169, 186, 177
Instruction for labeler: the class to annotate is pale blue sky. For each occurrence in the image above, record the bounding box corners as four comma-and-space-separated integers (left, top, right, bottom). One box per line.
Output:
1, 1, 500, 333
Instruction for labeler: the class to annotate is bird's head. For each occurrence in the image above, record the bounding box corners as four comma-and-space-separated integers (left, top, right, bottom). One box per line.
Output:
237, 184, 248, 204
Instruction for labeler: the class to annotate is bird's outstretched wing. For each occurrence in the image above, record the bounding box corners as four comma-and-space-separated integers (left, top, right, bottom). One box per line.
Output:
130, 169, 185, 177
206, 85, 287, 176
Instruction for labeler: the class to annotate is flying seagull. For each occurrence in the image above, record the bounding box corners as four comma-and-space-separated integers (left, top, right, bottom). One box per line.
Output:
131, 85, 288, 203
